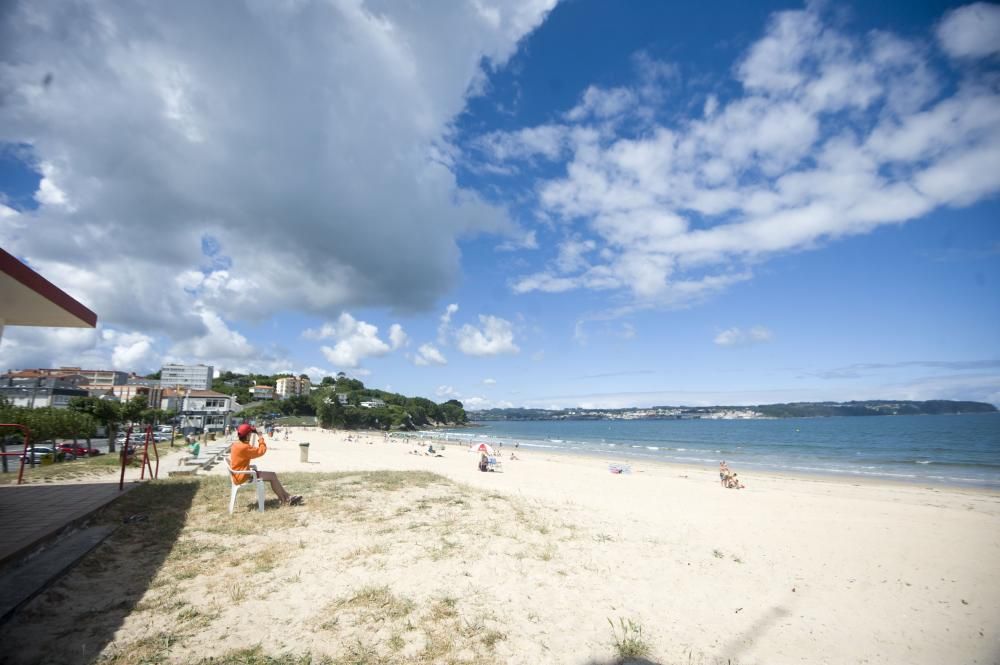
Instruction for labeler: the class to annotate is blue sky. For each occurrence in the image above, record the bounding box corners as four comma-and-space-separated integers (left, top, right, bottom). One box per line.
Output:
1, 0, 998, 408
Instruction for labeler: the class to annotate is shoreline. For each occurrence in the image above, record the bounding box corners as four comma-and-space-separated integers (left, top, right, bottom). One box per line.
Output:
401, 429, 1000, 495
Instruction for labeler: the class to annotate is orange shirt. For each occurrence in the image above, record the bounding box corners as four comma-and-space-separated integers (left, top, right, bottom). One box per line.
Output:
229, 435, 267, 484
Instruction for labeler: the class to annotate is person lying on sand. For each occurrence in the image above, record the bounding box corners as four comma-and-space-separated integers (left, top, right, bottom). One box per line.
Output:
726, 473, 745, 490
230, 423, 303, 506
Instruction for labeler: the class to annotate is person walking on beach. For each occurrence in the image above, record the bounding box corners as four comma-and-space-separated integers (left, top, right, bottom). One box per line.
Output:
230, 423, 302, 506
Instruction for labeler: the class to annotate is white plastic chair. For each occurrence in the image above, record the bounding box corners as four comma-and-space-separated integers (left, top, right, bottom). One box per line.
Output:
226, 461, 265, 514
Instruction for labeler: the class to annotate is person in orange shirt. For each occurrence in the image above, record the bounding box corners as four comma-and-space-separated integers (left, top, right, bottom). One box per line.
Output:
230, 423, 302, 506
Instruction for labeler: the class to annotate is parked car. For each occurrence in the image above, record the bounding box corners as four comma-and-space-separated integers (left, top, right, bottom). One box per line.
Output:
20, 446, 69, 464
57, 443, 102, 457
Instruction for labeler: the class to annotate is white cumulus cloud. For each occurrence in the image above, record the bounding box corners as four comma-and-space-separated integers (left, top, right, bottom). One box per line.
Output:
937, 3, 1000, 59
313, 313, 393, 368
438, 303, 460, 344
388, 324, 408, 350
414, 344, 448, 366
456, 315, 520, 356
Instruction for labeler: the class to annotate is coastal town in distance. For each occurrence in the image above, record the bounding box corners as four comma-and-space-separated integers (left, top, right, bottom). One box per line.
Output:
472, 400, 999, 421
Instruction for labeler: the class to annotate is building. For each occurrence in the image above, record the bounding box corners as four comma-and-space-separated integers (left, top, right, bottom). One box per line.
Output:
160, 389, 233, 433
249, 385, 275, 401
275, 376, 312, 399
0, 376, 90, 409
160, 364, 213, 390
359, 398, 386, 409
6, 367, 127, 386
109, 381, 163, 411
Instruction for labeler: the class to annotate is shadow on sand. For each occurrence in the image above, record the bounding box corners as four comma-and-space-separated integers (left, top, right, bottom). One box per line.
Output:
0, 479, 199, 664
719, 603, 792, 659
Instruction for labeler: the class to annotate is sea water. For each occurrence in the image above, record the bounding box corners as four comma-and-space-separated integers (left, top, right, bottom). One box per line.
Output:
437, 413, 1000, 489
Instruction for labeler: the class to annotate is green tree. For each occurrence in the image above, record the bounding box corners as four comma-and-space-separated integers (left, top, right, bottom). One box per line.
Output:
121, 395, 148, 426
69, 396, 123, 452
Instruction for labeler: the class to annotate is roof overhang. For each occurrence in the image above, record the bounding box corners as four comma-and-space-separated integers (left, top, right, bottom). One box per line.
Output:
0, 248, 98, 328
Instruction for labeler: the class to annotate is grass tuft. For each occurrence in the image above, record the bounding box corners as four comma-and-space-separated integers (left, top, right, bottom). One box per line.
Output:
608, 616, 651, 661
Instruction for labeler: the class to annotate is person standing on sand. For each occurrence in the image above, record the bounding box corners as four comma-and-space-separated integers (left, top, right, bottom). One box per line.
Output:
230, 423, 302, 506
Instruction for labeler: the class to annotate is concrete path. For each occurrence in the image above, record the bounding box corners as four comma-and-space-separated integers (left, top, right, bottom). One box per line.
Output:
0, 446, 192, 568
0, 482, 132, 568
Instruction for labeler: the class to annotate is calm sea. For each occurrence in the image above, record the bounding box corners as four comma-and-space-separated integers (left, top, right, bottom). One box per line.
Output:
436, 413, 1000, 489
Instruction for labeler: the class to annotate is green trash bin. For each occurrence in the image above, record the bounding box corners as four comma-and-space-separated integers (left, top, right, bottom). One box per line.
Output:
299, 442, 310, 463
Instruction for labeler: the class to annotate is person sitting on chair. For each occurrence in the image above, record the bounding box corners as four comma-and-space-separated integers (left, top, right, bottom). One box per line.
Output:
230, 423, 302, 506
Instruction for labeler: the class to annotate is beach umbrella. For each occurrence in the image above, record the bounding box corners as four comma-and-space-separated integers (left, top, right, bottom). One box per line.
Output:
471, 442, 495, 456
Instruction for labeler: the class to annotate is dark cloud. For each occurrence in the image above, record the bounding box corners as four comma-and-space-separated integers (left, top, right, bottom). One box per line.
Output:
0, 0, 554, 338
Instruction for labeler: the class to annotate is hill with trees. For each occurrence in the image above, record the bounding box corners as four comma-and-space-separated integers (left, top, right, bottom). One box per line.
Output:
232, 373, 466, 430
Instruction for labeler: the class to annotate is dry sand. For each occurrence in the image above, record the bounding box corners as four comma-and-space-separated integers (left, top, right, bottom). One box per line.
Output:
193, 426, 1000, 664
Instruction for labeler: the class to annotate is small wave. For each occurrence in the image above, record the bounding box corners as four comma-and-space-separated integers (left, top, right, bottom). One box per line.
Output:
549, 439, 563, 443
676, 448, 686, 452
916, 460, 932, 465
646, 446, 659, 451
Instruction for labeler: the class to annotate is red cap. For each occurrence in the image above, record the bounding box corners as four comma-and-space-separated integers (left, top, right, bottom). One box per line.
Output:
237, 423, 253, 439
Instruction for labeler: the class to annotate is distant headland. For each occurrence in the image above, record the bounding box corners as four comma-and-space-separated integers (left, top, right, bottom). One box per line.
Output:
469, 400, 998, 421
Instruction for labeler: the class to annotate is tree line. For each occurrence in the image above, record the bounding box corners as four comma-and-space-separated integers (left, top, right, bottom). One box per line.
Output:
0, 395, 177, 453
235, 375, 467, 430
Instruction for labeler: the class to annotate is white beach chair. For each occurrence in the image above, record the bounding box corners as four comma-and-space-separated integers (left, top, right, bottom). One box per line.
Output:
487, 456, 503, 473
226, 461, 266, 514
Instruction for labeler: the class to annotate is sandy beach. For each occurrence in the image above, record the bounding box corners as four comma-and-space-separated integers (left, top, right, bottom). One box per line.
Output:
187, 426, 1000, 664
3, 426, 998, 665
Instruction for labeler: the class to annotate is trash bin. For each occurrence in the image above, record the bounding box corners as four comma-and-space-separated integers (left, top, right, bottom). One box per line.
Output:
299, 442, 310, 463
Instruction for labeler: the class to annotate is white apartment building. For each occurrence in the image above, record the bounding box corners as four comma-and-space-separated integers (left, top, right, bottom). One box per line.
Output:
275, 376, 311, 399
160, 363, 213, 390
160, 388, 233, 433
